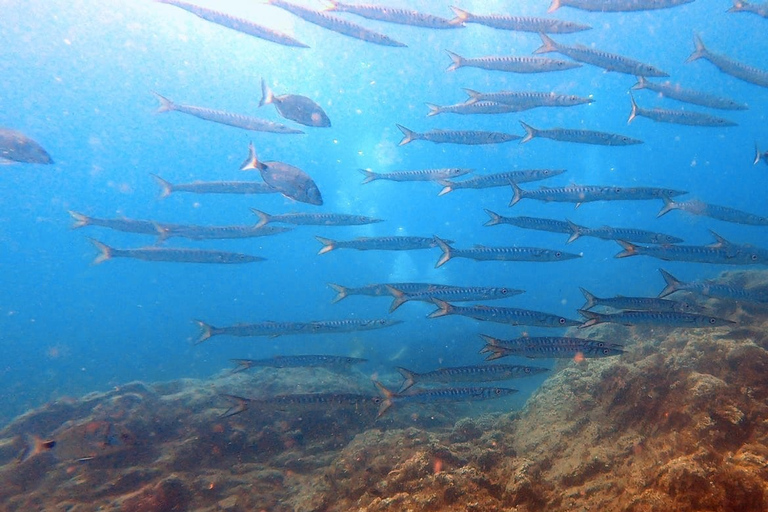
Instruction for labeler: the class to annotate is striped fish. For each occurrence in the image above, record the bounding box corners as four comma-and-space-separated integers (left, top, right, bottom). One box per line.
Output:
360, 167, 471, 184
230, 355, 367, 373
219, 393, 377, 418
195, 320, 312, 344
446, 50, 581, 73
306, 318, 402, 334
548, 0, 694, 12
657, 196, 768, 226
578, 309, 734, 329
463, 89, 593, 109
687, 35, 768, 88
316, 235, 450, 254
565, 220, 684, 244
484, 211, 574, 235
68, 211, 182, 236
327, 282, 452, 303
426, 101, 523, 117
439, 169, 565, 195
434, 237, 580, 268
658, 269, 768, 303
252, 209, 382, 228
429, 299, 580, 327
479, 335, 624, 360
628, 94, 737, 127
157, 224, 291, 241
396, 364, 547, 393
151, 175, 277, 198
325, 2, 459, 29
373, 382, 517, 418
90, 239, 264, 266
615, 234, 768, 265
385, 284, 524, 312
579, 287, 702, 313
631, 77, 748, 111
510, 182, 685, 207
520, 121, 643, 146
396, 125, 520, 146
449, 6, 591, 33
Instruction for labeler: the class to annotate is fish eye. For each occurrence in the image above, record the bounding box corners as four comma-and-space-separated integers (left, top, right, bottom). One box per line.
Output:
751, 254, 758, 261
372, 397, 382, 404
597, 342, 605, 347
494, 388, 502, 395
603, 349, 610, 354
543, 170, 550, 175
524, 367, 531, 373
555, 251, 562, 258
614, 187, 622, 193
559, 318, 566, 324
501, 288, 508, 294
709, 318, 716, 324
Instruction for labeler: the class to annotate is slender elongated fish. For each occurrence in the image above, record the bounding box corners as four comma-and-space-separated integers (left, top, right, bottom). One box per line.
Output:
429, 299, 580, 327
260, 79, 330, 127
579, 287, 701, 313
535, 33, 668, 77
628, 94, 736, 127
157, 224, 292, 241
565, 219, 684, 244
426, 101, 523, 117
446, 50, 581, 73
230, 355, 368, 374
657, 196, 768, 226
90, 239, 264, 265
548, 0, 694, 12
510, 182, 685, 207
449, 6, 591, 33
266, 0, 406, 47
306, 318, 401, 334
155, 0, 309, 48
434, 236, 580, 268
195, 320, 313, 344
396, 364, 547, 393
484, 210, 574, 235
325, 2, 459, 29
373, 382, 517, 418
756, 144, 768, 165
0, 128, 53, 164
328, 282, 458, 303
241, 143, 322, 205
687, 35, 768, 88
578, 309, 734, 329
68, 211, 182, 236
252, 209, 382, 228
520, 121, 643, 146
396, 124, 520, 146
151, 174, 277, 198
479, 335, 624, 360
360, 167, 471, 184
631, 76, 748, 111
728, 0, 768, 18
616, 234, 768, 265
152, 93, 304, 134
316, 235, 449, 254
218, 393, 377, 418
657, 269, 768, 303
385, 284, 524, 312
463, 89, 593, 109
439, 169, 565, 195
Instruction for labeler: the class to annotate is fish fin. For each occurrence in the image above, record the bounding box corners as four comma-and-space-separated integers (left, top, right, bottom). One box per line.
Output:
483, 209, 502, 227
316, 236, 336, 255
259, 78, 273, 107
566, 219, 582, 244
614, 240, 637, 258
708, 230, 732, 248
395, 367, 418, 393
395, 124, 415, 146
519, 121, 536, 144
484, 348, 508, 361
658, 268, 682, 298
577, 309, 602, 329
631, 76, 648, 90
358, 168, 378, 184
478, 334, 501, 349
229, 359, 254, 374
508, 180, 523, 207
218, 394, 251, 419
385, 285, 409, 313
328, 283, 349, 304
449, 6, 470, 25
150, 174, 173, 199
547, 0, 562, 12
425, 103, 441, 117
533, 33, 557, 54
250, 208, 271, 229
373, 381, 394, 418
193, 319, 218, 345
462, 88, 481, 104
17, 435, 56, 464
686, 34, 707, 63
68, 210, 90, 229
89, 238, 113, 264
239, 142, 262, 171
627, 92, 639, 124
437, 179, 453, 196
657, 195, 677, 217
434, 236, 453, 268
427, 298, 452, 318
579, 287, 598, 310
754, 143, 762, 165
445, 50, 464, 71
151, 91, 175, 113
152, 222, 171, 244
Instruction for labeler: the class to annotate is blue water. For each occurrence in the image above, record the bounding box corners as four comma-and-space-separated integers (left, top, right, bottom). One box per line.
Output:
0, 0, 766, 425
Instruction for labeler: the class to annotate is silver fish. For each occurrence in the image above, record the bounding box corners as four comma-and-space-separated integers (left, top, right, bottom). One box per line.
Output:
579, 287, 701, 313
230, 355, 367, 373
317, 235, 450, 254
631, 76, 748, 111
195, 320, 312, 344
151, 174, 277, 198
520, 121, 643, 146
385, 284, 524, 312
252, 209, 382, 228
429, 299, 580, 327
687, 34, 768, 88
260, 79, 330, 127
728, 0, 768, 17
449, 6, 591, 33
658, 196, 768, 226
658, 269, 768, 303
578, 309, 734, 329
565, 219, 684, 244
484, 211, 574, 235
90, 239, 264, 266
360, 167, 471, 184
396, 364, 547, 393
434, 236, 580, 268
241, 143, 322, 205
535, 33, 668, 77
548, 0, 694, 12
426, 101, 523, 116
446, 50, 581, 73
628, 94, 737, 127
325, 2, 459, 29
479, 334, 624, 360
615, 233, 768, 265
306, 318, 402, 334
510, 182, 685, 207
463, 89, 593, 109
328, 282, 457, 303
157, 224, 292, 241
68, 211, 182, 236
439, 169, 565, 195
0, 128, 53, 164
219, 393, 377, 418
373, 382, 517, 418
396, 124, 520, 146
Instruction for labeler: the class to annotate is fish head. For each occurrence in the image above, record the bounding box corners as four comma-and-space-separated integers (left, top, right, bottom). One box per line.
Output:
304, 184, 324, 205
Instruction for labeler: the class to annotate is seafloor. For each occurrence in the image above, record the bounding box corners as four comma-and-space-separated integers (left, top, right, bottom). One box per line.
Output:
1, 270, 767, 511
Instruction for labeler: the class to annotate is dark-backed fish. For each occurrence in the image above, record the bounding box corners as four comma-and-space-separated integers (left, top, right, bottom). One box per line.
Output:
434, 236, 580, 268
687, 34, 768, 88
374, 382, 517, 418
157, 224, 292, 241
439, 169, 565, 195
479, 334, 624, 360
195, 320, 311, 344
328, 282, 456, 303
240, 143, 322, 205
658, 268, 768, 303
510, 182, 685, 207
266, 0, 406, 47
218, 393, 377, 418
69, 211, 181, 236
728, 0, 768, 17
306, 318, 401, 334
325, 2, 458, 29
446, 50, 581, 73
548, 0, 694, 12
565, 219, 684, 244
657, 196, 768, 226
484, 211, 574, 235
615, 235, 768, 265
385, 284, 524, 312
429, 299, 580, 327
316, 235, 449, 254
396, 364, 547, 393
463, 89, 593, 109
628, 94, 737, 127
426, 101, 522, 116
230, 355, 368, 374
0, 128, 53, 164
360, 167, 470, 184
151, 174, 277, 198
631, 76, 748, 111
252, 209, 382, 228
579, 287, 701, 313
156, 0, 309, 47
90, 239, 264, 265
152, 93, 304, 134
396, 124, 520, 146
449, 6, 591, 33
520, 121, 643, 146
535, 33, 668, 77
578, 309, 734, 329
260, 79, 330, 127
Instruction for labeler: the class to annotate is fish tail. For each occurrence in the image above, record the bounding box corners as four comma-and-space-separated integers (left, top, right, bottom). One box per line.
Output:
462, 88, 481, 104
395, 367, 418, 393
631, 76, 648, 91
328, 283, 349, 303
425, 103, 441, 117
259, 78, 274, 107
754, 143, 762, 165
547, 0, 562, 13
657, 195, 678, 217
577, 309, 602, 329
396, 124, 415, 146
89, 238, 113, 264
686, 34, 707, 63
218, 394, 251, 418
385, 285, 408, 313
152, 222, 171, 244
483, 347, 508, 361
534, 33, 557, 54
316, 236, 336, 255
565, 219, 582, 244
434, 236, 453, 268
579, 287, 598, 310
627, 92, 639, 124
508, 180, 523, 207
483, 209, 502, 227
229, 359, 253, 374
614, 240, 637, 258
478, 334, 502, 353
239, 142, 262, 171
519, 121, 536, 144
152, 91, 175, 113
445, 50, 464, 72
658, 268, 683, 298
358, 168, 379, 184
250, 208, 271, 228
193, 319, 219, 345
16, 434, 56, 464
150, 173, 173, 199
427, 298, 453, 318
373, 381, 394, 418
448, 6, 470, 25
436, 179, 453, 196
68, 210, 90, 229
